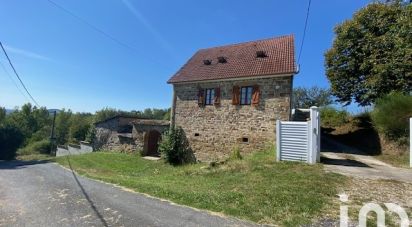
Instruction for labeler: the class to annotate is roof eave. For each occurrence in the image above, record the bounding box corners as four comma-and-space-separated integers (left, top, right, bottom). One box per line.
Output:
168, 72, 296, 85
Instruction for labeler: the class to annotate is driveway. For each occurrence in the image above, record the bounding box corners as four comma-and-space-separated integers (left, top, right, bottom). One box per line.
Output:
0, 160, 255, 227
321, 137, 412, 183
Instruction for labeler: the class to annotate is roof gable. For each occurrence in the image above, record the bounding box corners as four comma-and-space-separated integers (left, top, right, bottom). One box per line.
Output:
168, 35, 296, 84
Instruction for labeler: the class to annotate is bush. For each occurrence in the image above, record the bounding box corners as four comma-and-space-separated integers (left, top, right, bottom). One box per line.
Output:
0, 126, 24, 160
18, 139, 51, 155
371, 93, 412, 142
320, 107, 350, 128
158, 127, 195, 165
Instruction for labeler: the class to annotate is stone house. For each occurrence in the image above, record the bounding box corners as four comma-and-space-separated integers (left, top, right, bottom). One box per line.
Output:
168, 35, 296, 161
94, 115, 169, 156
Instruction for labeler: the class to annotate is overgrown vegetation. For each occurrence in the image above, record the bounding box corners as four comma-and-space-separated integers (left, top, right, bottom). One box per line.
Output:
158, 127, 195, 165
371, 93, 412, 144
320, 107, 349, 128
17, 139, 51, 156
56, 150, 345, 226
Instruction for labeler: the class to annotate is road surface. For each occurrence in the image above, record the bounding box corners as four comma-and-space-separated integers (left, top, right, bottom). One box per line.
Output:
0, 160, 255, 227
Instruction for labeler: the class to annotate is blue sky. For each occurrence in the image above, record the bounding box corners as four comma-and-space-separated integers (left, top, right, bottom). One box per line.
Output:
0, 0, 370, 113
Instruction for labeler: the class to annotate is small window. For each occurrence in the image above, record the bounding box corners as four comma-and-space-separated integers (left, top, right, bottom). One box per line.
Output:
217, 56, 227, 63
205, 88, 215, 105
242, 137, 249, 143
240, 86, 253, 105
256, 50, 267, 58
194, 133, 200, 137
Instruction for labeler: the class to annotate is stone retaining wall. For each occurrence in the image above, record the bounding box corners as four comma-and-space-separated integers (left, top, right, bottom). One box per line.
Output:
56, 141, 93, 157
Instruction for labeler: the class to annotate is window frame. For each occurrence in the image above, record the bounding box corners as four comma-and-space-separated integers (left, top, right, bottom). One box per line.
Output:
240, 86, 253, 105
204, 88, 215, 105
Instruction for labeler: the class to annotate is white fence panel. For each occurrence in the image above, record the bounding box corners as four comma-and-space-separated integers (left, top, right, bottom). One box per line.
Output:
277, 106, 320, 164
277, 121, 309, 162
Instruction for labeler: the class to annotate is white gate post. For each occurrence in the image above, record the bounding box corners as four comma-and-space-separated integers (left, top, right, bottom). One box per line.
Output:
308, 119, 313, 164
309, 106, 320, 164
276, 120, 281, 161
410, 118, 411, 168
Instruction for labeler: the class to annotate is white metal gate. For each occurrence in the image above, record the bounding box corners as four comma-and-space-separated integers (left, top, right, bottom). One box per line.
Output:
276, 107, 320, 164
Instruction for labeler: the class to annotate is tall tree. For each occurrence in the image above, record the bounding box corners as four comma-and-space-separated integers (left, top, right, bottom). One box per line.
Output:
293, 86, 333, 108
55, 109, 72, 144
69, 113, 93, 143
325, 1, 411, 106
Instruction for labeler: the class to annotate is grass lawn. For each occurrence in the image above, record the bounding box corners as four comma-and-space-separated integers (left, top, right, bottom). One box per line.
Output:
56, 149, 345, 226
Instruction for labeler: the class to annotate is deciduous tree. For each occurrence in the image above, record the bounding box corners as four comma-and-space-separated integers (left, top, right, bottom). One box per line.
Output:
325, 1, 411, 106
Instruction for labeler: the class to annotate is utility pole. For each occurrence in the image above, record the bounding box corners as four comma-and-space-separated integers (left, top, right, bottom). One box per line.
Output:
50, 110, 57, 155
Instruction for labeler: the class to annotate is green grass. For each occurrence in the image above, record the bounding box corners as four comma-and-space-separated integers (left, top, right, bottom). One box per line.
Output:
56, 150, 345, 226
376, 152, 410, 168
16, 153, 55, 161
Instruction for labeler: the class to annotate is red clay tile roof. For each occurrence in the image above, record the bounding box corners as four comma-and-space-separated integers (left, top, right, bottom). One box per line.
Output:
168, 35, 296, 84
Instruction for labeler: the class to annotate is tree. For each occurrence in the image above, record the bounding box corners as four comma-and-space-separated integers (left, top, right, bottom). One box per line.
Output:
55, 109, 72, 144
0, 125, 24, 160
94, 107, 120, 123
0, 107, 6, 125
325, 1, 411, 106
371, 92, 412, 141
293, 86, 333, 108
69, 113, 93, 143
5, 103, 51, 143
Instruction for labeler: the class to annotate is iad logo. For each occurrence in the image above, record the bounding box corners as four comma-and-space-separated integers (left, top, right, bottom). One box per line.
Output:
339, 193, 410, 227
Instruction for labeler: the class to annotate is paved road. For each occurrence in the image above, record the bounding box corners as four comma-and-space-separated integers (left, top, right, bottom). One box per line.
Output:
0, 160, 255, 227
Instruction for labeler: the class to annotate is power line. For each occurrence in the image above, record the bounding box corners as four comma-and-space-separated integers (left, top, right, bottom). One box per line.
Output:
0, 61, 32, 103
298, 0, 312, 64
0, 41, 40, 107
46, 0, 174, 70
47, 0, 144, 56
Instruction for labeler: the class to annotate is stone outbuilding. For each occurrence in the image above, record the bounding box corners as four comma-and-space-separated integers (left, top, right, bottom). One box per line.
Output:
131, 119, 170, 156
168, 35, 297, 161
94, 115, 169, 156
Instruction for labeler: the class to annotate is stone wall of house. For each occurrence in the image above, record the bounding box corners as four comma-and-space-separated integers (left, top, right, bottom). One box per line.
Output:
94, 117, 138, 153
173, 75, 293, 161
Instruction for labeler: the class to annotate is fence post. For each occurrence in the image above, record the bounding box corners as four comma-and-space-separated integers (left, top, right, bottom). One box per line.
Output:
309, 106, 319, 164
308, 118, 313, 164
410, 118, 411, 168
276, 120, 281, 162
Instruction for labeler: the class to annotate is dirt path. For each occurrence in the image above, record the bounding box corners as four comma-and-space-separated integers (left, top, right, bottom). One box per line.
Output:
321, 137, 412, 183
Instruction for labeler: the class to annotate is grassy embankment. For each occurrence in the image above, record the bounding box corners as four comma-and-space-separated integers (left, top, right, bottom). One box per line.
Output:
56, 149, 345, 226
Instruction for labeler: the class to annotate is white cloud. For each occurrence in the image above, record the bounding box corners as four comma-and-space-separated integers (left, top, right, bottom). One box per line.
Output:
4, 45, 52, 61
